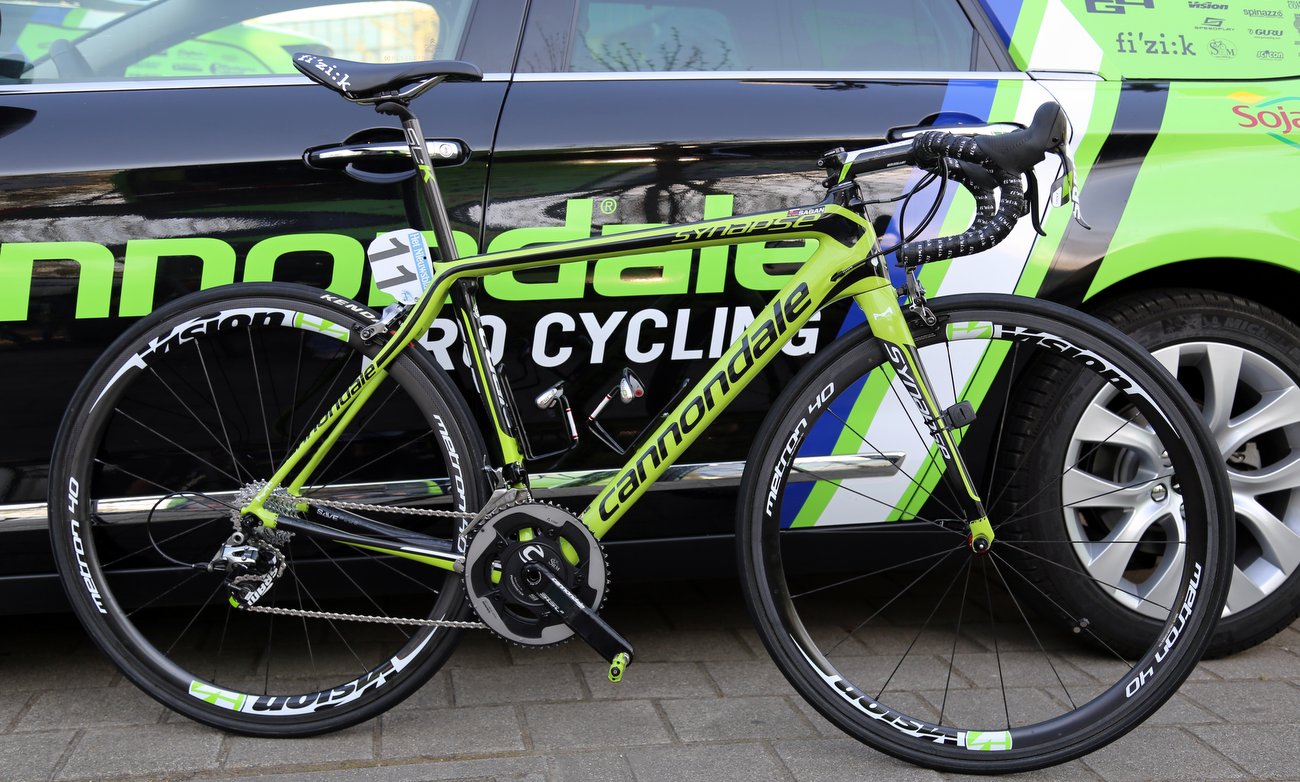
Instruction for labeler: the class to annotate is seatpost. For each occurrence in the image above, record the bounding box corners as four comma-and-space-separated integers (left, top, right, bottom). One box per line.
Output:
376, 99, 460, 264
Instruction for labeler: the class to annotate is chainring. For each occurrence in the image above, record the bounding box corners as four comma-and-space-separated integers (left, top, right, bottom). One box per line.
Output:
462, 500, 607, 646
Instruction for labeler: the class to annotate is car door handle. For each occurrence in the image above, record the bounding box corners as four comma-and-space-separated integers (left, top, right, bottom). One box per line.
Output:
303, 139, 468, 183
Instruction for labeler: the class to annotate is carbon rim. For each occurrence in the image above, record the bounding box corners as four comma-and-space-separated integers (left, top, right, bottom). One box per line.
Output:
56, 289, 481, 729
744, 301, 1225, 768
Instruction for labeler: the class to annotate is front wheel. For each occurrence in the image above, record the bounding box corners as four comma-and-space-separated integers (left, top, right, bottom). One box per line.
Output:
49, 283, 489, 736
738, 294, 1232, 773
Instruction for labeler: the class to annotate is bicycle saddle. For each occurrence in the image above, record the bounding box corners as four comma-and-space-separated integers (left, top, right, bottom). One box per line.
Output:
293, 53, 483, 99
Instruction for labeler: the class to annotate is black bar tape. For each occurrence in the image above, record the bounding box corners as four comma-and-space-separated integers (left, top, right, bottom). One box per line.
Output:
897, 131, 1027, 267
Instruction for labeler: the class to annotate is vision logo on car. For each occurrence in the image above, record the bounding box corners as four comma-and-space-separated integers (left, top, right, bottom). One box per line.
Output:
1229, 93, 1300, 147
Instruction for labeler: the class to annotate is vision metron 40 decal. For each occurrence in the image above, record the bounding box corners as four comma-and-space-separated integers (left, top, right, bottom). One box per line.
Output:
88, 306, 351, 410
187, 626, 441, 716
792, 643, 1009, 749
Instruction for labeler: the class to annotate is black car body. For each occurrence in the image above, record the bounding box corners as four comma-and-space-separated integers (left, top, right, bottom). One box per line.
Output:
2, 0, 1298, 651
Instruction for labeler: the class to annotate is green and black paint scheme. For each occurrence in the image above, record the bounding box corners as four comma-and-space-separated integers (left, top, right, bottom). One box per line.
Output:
1, 0, 1298, 605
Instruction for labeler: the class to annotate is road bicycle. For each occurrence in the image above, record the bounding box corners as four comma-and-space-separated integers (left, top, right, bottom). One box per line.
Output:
48, 54, 1234, 774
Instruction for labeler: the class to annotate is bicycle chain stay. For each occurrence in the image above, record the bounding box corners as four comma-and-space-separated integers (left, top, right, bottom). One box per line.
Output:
229, 492, 513, 628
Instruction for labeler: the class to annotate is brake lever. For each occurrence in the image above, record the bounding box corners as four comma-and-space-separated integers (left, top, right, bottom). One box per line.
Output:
1050, 145, 1091, 230
1025, 173, 1047, 237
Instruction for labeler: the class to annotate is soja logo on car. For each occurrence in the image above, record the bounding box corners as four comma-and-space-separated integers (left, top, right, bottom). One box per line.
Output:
1230, 94, 1300, 146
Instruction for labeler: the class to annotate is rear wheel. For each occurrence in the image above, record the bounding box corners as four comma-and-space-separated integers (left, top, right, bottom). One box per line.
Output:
49, 283, 488, 736
738, 294, 1232, 773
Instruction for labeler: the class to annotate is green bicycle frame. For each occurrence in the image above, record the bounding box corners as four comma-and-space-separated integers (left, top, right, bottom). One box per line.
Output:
243, 108, 993, 569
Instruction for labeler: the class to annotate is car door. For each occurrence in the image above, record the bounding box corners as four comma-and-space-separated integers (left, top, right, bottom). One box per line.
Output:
480, 0, 1061, 543
0, 0, 522, 592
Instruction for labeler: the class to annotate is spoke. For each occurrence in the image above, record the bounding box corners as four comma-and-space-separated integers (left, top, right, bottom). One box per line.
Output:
159, 580, 229, 655
307, 537, 411, 641
213, 602, 233, 685
1072, 402, 1162, 457
346, 544, 448, 594
1200, 343, 1245, 437
288, 547, 318, 681
992, 546, 1146, 666
262, 592, 277, 695
982, 558, 1011, 730
983, 341, 1020, 504
821, 546, 963, 657
938, 561, 974, 726
1139, 548, 1185, 611
994, 538, 1178, 616
996, 470, 1174, 531
193, 340, 248, 485
790, 544, 966, 601
788, 466, 966, 538
305, 384, 418, 488
1220, 386, 1299, 457
876, 552, 971, 700
990, 406, 1146, 522
1234, 496, 1300, 573
247, 327, 276, 472
122, 568, 210, 618
780, 523, 961, 535
1061, 469, 1153, 509
1231, 452, 1300, 496
93, 459, 239, 512
144, 365, 252, 475
287, 331, 305, 466
875, 370, 965, 522
1083, 505, 1176, 589
288, 565, 374, 677
284, 349, 361, 465
99, 513, 228, 569
821, 407, 964, 522
110, 410, 243, 486
988, 553, 1077, 710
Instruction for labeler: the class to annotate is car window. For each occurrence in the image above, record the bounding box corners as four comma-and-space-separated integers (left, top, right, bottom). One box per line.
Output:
0, 0, 476, 84
564, 0, 977, 73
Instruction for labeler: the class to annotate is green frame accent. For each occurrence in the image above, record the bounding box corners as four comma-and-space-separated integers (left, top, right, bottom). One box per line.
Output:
242, 196, 990, 569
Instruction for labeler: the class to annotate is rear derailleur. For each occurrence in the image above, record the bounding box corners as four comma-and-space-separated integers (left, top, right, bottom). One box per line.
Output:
209, 520, 293, 608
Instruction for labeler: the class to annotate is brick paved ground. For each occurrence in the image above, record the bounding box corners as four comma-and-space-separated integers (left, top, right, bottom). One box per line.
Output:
2, 580, 1297, 782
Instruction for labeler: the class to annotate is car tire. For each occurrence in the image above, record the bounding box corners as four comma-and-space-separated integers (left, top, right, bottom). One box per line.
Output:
1028, 289, 1300, 657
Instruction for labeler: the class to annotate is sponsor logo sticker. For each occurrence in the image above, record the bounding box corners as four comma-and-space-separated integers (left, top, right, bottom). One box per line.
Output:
1086, 0, 1155, 12
1114, 31, 1197, 55
1229, 92, 1300, 147
1209, 38, 1239, 57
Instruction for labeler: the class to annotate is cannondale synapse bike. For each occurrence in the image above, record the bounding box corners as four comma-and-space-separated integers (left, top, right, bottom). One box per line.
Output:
48, 53, 1233, 773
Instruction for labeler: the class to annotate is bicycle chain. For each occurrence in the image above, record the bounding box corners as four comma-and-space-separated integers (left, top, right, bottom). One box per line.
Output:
294, 494, 478, 520
239, 603, 485, 629
235, 493, 485, 629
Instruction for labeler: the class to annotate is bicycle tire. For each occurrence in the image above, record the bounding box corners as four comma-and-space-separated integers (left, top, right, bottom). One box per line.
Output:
49, 282, 489, 736
737, 293, 1232, 773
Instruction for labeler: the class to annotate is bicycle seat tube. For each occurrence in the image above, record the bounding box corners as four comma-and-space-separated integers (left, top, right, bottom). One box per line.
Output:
379, 99, 526, 482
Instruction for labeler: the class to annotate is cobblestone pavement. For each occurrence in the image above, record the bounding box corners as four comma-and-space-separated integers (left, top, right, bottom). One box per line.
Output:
2, 580, 1297, 782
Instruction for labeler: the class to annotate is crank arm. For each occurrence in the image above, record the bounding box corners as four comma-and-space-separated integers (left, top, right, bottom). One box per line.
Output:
522, 562, 634, 678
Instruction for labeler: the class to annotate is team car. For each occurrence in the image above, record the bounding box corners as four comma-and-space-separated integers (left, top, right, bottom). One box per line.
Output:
0, 0, 1297, 656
